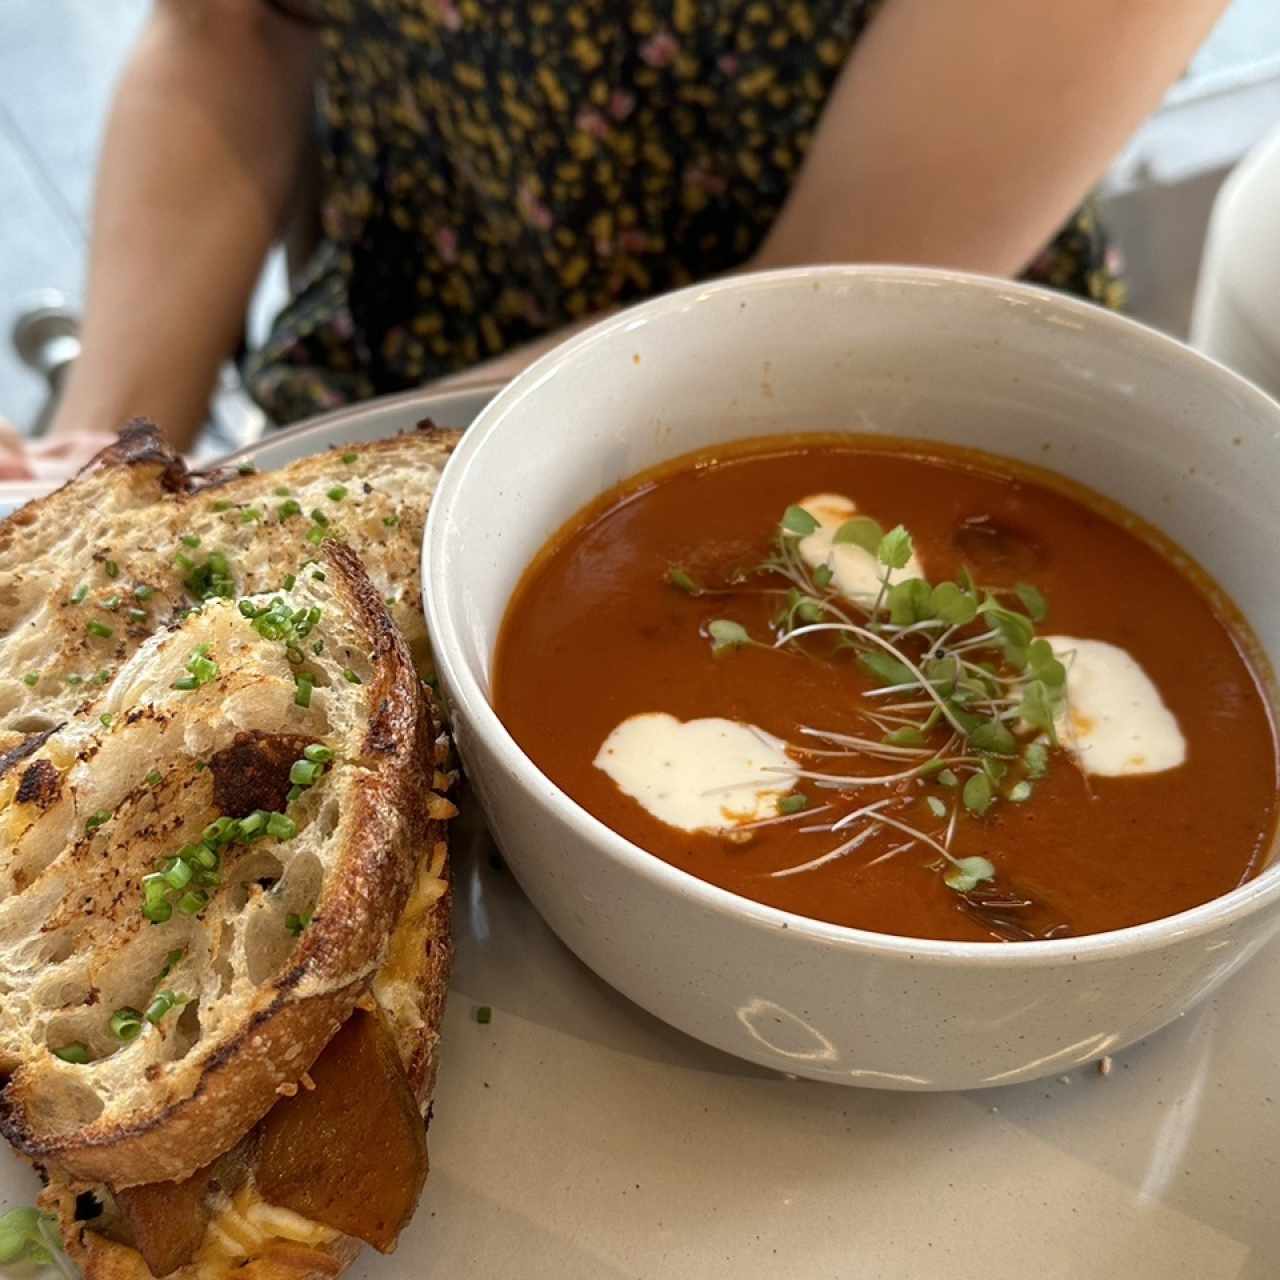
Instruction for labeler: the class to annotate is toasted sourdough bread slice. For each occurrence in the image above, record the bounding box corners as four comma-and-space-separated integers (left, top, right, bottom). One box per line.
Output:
0, 419, 461, 754
0, 539, 451, 1195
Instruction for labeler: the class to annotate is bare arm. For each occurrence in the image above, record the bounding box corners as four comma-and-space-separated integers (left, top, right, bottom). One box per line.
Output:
50, 0, 319, 449
754, 0, 1228, 274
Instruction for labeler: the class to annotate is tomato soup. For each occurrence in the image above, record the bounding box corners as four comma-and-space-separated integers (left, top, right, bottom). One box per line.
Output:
493, 437, 1279, 943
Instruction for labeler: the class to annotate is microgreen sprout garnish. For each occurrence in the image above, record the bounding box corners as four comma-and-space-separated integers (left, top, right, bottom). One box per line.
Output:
663, 501, 1076, 912
52, 1041, 90, 1064
666, 566, 703, 595
286, 911, 312, 936
707, 619, 751, 654
85, 811, 111, 834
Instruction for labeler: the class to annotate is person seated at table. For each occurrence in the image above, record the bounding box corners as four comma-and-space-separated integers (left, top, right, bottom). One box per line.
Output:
1, 0, 1226, 476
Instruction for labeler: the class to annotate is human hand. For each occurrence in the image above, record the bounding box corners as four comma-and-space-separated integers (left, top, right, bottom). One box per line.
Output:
0, 419, 117, 482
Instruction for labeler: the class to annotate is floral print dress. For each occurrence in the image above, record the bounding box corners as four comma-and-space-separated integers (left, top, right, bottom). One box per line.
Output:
250, 0, 1126, 424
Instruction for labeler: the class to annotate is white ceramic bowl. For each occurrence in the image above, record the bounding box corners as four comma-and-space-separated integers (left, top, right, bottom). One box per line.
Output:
424, 265, 1280, 1089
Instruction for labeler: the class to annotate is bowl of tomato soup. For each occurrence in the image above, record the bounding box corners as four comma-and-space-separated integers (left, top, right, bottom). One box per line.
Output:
424, 266, 1280, 1088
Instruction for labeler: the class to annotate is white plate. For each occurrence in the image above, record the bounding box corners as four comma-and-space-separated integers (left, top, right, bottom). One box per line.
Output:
3, 386, 1277, 1279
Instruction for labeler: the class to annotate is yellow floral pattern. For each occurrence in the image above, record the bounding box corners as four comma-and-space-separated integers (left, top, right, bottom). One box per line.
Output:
248, 0, 1124, 422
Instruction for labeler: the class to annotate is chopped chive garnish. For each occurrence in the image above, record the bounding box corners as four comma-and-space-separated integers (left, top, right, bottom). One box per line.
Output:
172, 675, 198, 691
279, 499, 302, 518
85, 810, 111, 832
274, 486, 291, 497
95, 668, 111, 684
294, 675, 313, 708
286, 910, 312, 936
70, 585, 88, 604
341, 451, 358, 464
127, 607, 146, 624
343, 668, 362, 684
100, 713, 114, 729
237, 462, 256, 475
309, 509, 329, 527
101, 595, 120, 611
145, 991, 187, 1024
289, 759, 321, 786
86, 620, 113, 639
475, 1006, 492, 1024
327, 485, 347, 502
180, 534, 201, 548
146, 770, 162, 787
173, 553, 195, 572
66, 674, 83, 686
52, 1042, 91, 1064
306, 527, 325, 545
177, 889, 209, 916
213, 499, 233, 512
383, 515, 399, 527
160, 948, 184, 977
104, 559, 119, 579
777, 793, 808, 815
311, 569, 326, 582
303, 743, 333, 764
267, 812, 298, 840
241, 508, 261, 524
110, 1008, 143, 1041
283, 574, 297, 590
21, 673, 37, 687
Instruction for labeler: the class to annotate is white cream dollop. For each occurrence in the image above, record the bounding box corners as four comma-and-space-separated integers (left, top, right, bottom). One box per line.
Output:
1046, 636, 1186, 777
794, 493, 926, 604
593, 713, 793, 832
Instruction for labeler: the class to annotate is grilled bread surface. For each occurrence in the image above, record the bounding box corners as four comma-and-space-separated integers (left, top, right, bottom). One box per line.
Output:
0, 424, 460, 1276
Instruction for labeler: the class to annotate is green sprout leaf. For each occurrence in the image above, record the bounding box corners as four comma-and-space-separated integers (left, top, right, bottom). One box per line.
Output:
877, 524, 914, 570
1018, 679, 1060, 744
981, 598, 1034, 665
1026, 638, 1067, 689
780, 505, 820, 537
812, 563, 834, 591
930, 580, 978, 626
937, 768, 960, 788
968, 718, 1017, 756
962, 772, 994, 816
926, 795, 948, 819
708, 619, 751, 655
666, 566, 702, 596
883, 726, 925, 747
944, 855, 996, 893
832, 516, 883, 554
887, 577, 934, 626
1015, 582, 1049, 622
924, 655, 958, 695
857, 649, 916, 688
1008, 780, 1033, 803
1024, 740, 1050, 779
981, 757, 1008, 784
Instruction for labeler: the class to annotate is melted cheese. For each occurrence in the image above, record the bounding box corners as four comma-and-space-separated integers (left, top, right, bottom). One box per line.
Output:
794, 493, 926, 603
194, 1185, 336, 1279
1047, 636, 1187, 776
594, 713, 792, 831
